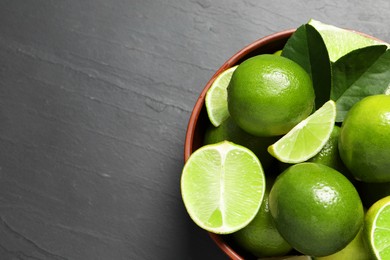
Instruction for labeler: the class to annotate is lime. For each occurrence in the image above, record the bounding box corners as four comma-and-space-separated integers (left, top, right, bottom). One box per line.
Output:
231, 178, 292, 257
308, 125, 354, 181
315, 228, 370, 260
181, 141, 265, 234
364, 196, 390, 260
339, 95, 390, 182
205, 66, 238, 127
309, 19, 386, 62
228, 54, 315, 137
261, 256, 313, 260
268, 100, 336, 164
269, 162, 364, 256
204, 117, 278, 170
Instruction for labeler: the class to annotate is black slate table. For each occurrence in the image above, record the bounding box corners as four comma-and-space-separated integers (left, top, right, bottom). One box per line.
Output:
0, 1, 389, 259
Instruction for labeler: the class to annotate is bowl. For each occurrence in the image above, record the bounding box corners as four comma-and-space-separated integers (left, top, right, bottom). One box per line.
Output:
184, 29, 295, 260
183, 27, 389, 259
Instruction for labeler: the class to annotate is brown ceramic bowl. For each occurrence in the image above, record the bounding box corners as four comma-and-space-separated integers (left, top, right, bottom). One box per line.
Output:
184, 29, 295, 260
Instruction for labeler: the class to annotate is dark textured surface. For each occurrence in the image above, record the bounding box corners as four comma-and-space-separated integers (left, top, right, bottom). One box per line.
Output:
0, 1, 389, 259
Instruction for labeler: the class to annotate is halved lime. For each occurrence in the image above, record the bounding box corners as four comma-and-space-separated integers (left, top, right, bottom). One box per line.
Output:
268, 100, 336, 163
205, 66, 237, 127
364, 196, 390, 260
309, 19, 386, 62
181, 141, 265, 234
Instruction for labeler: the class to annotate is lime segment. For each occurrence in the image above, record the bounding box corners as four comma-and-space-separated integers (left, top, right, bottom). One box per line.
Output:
205, 66, 237, 127
268, 100, 336, 163
364, 196, 390, 260
181, 141, 265, 234
308, 19, 386, 62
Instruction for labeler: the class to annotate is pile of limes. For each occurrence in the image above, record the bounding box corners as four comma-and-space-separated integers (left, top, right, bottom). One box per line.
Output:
181, 20, 390, 260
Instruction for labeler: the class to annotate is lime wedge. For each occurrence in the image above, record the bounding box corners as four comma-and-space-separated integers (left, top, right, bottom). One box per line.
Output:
309, 19, 386, 62
268, 100, 336, 163
181, 141, 265, 234
205, 66, 238, 127
364, 196, 390, 260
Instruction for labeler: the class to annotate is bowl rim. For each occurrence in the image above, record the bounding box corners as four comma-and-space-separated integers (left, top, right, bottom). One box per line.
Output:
183, 28, 295, 260
184, 28, 295, 160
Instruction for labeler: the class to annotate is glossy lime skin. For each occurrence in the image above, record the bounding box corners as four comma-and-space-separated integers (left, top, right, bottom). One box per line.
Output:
269, 162, 364, 257
339, 95, 390, 183
227, 54, 315, 137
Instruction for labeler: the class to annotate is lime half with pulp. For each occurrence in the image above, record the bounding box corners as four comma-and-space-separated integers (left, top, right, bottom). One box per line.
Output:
181, 141, 265, 234
364, 196, 390, 260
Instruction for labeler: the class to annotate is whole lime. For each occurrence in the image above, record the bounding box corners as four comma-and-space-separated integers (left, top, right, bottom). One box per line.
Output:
227, 54, 315, 137
269, 162, 364, 257
203, 117, 278, 170
339, 95, 390, 182
231, 178, 292, 257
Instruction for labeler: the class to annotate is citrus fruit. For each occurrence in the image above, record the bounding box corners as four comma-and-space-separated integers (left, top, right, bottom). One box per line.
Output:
205, 66, 238, 127
268, 100, 336, 164
259, 255, 313, 260
269, 162, 364, 256
231, 178, 292, 257
364, 196, 390, 260
308, 125, 354, 181
339, 95, 390, 182
227, 54, 315, 137
261, 256, 312, 260
309, 19, 386, 62
203, 117, 278, 170
315, 228, 370, 260
181, 141, 265, 234
261, 255, 313, 260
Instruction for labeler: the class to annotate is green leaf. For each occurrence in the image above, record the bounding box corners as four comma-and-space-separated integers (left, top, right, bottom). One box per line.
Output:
333, 47, 390, 122
282, 25, 312, 75
331, 45, 387, 101
282, 24, 332, 109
